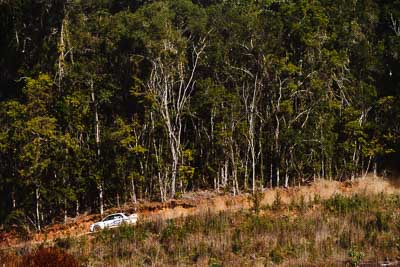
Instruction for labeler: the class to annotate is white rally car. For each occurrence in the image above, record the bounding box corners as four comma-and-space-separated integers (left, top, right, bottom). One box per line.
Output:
90, 212, 138, 232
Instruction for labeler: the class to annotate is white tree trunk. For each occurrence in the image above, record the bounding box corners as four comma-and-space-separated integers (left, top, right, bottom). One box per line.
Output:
148, 40, 205, 199
76, 199, 79, 217
36, 185, 40, 231
276, 168, 280, 188
64, 198, 67, 224
285, 171, 289, 188
131, 178, 137, 204
90, 79, 103, 215
12, 191, 16, 209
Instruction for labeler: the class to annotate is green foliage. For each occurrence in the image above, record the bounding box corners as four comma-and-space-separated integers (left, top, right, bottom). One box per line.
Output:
3, 209, 30, 239
373, 211, 390, 232
272, 191, 283, 211
324, 194, 369, 214
242, 214, 273, 235
1, 0, 400, 229
160, 220, 188, 244
3, 193, 400, 265
249, 183, 263, 214
269, 245, 285, 264
348, 246, 365, 266
231, 228, 242, 254
54, 237, 75, 250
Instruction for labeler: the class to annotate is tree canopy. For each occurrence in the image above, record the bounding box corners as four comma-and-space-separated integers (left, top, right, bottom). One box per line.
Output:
0, 0, 399, 230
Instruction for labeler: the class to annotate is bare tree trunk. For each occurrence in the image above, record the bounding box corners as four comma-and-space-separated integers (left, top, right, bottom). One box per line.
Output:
148, 38, 206, 199
284, 171, 289, 188
90, 79, 103, 215
284, 160, 289, 188
131, 178, 137, 203
273, 77, 284, 188
98, 186, 103, 216
249, 77, 259, 193
158, 173, 165, 202
270, 161, 273, 188
64, 198, 67, 224
151, 112, 166, 203
244, 148, 249, 190
251, 138, 256, 193
170, 142, 178, 198
258, 125, 264, 187
12, 192, 16, 209
76, 199, 79, 217
36, 185, 41, 231
221, 161, 228, 187
276, 168, 280, 188
351, 141, 357, 181
363, 155, 373, 178
230, 141, 240, 195
58, 20, 65, 90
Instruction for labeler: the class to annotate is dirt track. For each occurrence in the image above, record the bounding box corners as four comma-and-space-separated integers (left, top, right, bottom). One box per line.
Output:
1, 175, 399, 250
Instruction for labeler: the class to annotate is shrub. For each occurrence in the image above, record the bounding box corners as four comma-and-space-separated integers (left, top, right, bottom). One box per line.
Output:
348, 246, 364, 266
324, 194, 368, 214
116, 224, 136, 241
54, 236, 74, 249
183, 214, 202, 233
242, 214, 273, 235
375, 211, 390, 232
231, 228, 242, 254
289, 195, 308, 214
338, 231, 351, 249
160, 220, 187, 245
249, 183, 263, 214
272, 191, 283, 211
3, 209, 31, 241
21, 247, 79, 267
269, 245, 284, 264
203, 212, 227, 235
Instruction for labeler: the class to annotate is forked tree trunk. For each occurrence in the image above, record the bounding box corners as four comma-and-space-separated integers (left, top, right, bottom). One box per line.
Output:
148, 40, 205, 199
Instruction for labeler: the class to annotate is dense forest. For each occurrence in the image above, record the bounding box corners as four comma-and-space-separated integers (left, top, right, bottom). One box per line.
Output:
0, 0, 399, 231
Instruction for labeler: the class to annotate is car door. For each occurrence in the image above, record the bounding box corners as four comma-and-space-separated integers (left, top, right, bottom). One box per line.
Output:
112, 214, 123, 227
103, 215, 115, 228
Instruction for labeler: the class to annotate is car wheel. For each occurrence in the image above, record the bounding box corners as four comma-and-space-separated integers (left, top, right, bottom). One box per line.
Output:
94, 225, 101, 232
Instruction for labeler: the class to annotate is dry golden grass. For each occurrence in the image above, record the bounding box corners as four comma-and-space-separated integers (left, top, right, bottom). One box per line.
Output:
2, 176, 400, 266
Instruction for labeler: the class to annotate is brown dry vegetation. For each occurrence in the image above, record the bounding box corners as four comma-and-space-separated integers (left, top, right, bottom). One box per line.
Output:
1, 175, 399, 248
1, 176, 400, 266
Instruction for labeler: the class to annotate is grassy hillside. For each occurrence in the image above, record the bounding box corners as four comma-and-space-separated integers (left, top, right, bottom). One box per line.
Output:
2, 192, 400, 266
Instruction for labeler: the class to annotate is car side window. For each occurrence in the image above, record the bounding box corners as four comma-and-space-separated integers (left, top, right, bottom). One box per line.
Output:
103, 215, 113, 221
115, 215, 122, 219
